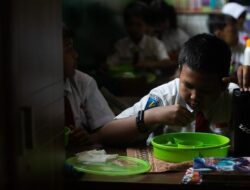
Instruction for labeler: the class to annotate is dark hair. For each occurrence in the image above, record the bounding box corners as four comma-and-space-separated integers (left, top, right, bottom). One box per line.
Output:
150, 0, 177, 29
178, 33, 231, 78
207, 13, 236, 34
123, 1, 151, 25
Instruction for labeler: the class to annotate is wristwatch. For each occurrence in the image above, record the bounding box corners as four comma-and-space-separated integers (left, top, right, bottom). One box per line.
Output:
136, 110, 147, 133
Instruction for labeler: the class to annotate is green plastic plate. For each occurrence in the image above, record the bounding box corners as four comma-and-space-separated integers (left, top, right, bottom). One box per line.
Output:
66, 156, 151, 176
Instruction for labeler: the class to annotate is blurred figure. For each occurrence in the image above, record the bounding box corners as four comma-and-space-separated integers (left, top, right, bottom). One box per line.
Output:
208, 13, 244, 76
222, 2, 250, 46
107, 1, 176, 77
63, 24, 115, 146
150, 0, 190, 61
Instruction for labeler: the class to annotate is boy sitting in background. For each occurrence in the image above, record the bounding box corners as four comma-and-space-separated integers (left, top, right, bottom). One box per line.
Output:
91, 33, 250, 146
222, 2, 250, 46
63, 25, 115, 146
107, 1, 176, 77
208, 13, 244, 76
150, 0, 190, 61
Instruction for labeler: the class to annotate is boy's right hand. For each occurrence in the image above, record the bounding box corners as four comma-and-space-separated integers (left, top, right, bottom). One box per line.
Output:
148, 105, 194, 126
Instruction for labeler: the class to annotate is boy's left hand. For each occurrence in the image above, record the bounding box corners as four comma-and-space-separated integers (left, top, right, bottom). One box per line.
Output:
222, 65, 250, 91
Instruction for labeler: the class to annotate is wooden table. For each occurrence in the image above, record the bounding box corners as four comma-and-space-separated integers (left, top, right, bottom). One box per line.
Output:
64, 146, 250, 190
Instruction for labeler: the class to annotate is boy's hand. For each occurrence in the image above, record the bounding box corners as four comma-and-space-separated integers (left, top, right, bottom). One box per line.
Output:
152, 105, 195, 126
69, 127, 92, 145
237, 65, 250, 91
222, 65, 250, 91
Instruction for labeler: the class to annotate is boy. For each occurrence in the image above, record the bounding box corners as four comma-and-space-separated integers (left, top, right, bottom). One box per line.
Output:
63, 25, 115, 145
107, 1, 175, 74
222, 2, 249, 46
150, 1, 190, 61
208, 13, 244, 76
92, 33, 250, 146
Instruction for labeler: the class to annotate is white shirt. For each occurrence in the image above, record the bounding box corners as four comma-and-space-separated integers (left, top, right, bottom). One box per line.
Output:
108, 34, 169, 65
64, 70, 114, 131
161, 28, 190, 53
116, 78, 238, 141
231, 44, 244, 74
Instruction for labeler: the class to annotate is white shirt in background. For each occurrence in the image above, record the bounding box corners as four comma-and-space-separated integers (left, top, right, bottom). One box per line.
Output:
161, 28, 190, 53
108, 34, 169, 65
64, 70, 115, 131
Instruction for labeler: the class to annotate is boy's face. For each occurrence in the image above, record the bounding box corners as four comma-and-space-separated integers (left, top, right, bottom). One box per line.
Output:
126, 16, 148, 43
179, 65, 225, 112
63, 38, 78, 78
219, 23, 238, 46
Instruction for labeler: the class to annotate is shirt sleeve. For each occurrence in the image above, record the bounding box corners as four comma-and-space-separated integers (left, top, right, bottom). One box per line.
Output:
115, 87, 165, 119
85, 78, 115, 130
115, 95, 149, 119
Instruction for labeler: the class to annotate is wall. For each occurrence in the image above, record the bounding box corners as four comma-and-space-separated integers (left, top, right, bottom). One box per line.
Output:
1, 0, 64, 189
178, 14, 209, 36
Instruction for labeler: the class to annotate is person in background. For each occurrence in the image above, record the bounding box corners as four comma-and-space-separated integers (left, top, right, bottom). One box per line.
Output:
63, 24, 115, 146
107, 1, 176, 77
91, 34, 250, 146
222, 2, 250, 46
150, 0, 190, 61
208, 13, 244, 76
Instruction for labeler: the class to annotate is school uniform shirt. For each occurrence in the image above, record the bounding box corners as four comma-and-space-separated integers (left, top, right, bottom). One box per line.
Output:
107, 34, 169, 65
115, 78, 239, 143
64, 70, 115, 131
161, 28, 190, 53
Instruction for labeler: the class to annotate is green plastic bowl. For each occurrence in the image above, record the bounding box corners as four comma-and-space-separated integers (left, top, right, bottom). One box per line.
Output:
151, 132, 230, 163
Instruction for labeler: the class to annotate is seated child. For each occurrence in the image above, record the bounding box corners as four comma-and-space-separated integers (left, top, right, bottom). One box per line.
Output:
208, 13, 244, 76
150, 0, 190, 61
222, 2, 250, 46
92, 33, 250, 146
107, 1, 176, 76
63, 25, 115, 146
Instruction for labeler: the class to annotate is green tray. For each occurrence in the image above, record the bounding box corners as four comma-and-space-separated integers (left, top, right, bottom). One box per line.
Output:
151, 132, 230, 163
66, 156, 151, 176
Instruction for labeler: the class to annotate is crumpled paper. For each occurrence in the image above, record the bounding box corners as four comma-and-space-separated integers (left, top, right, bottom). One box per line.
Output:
76, 149, 118, 163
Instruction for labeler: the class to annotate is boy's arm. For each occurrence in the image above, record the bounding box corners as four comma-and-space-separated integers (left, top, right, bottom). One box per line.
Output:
91, 105, 194, 146
222, 65, 250, 91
